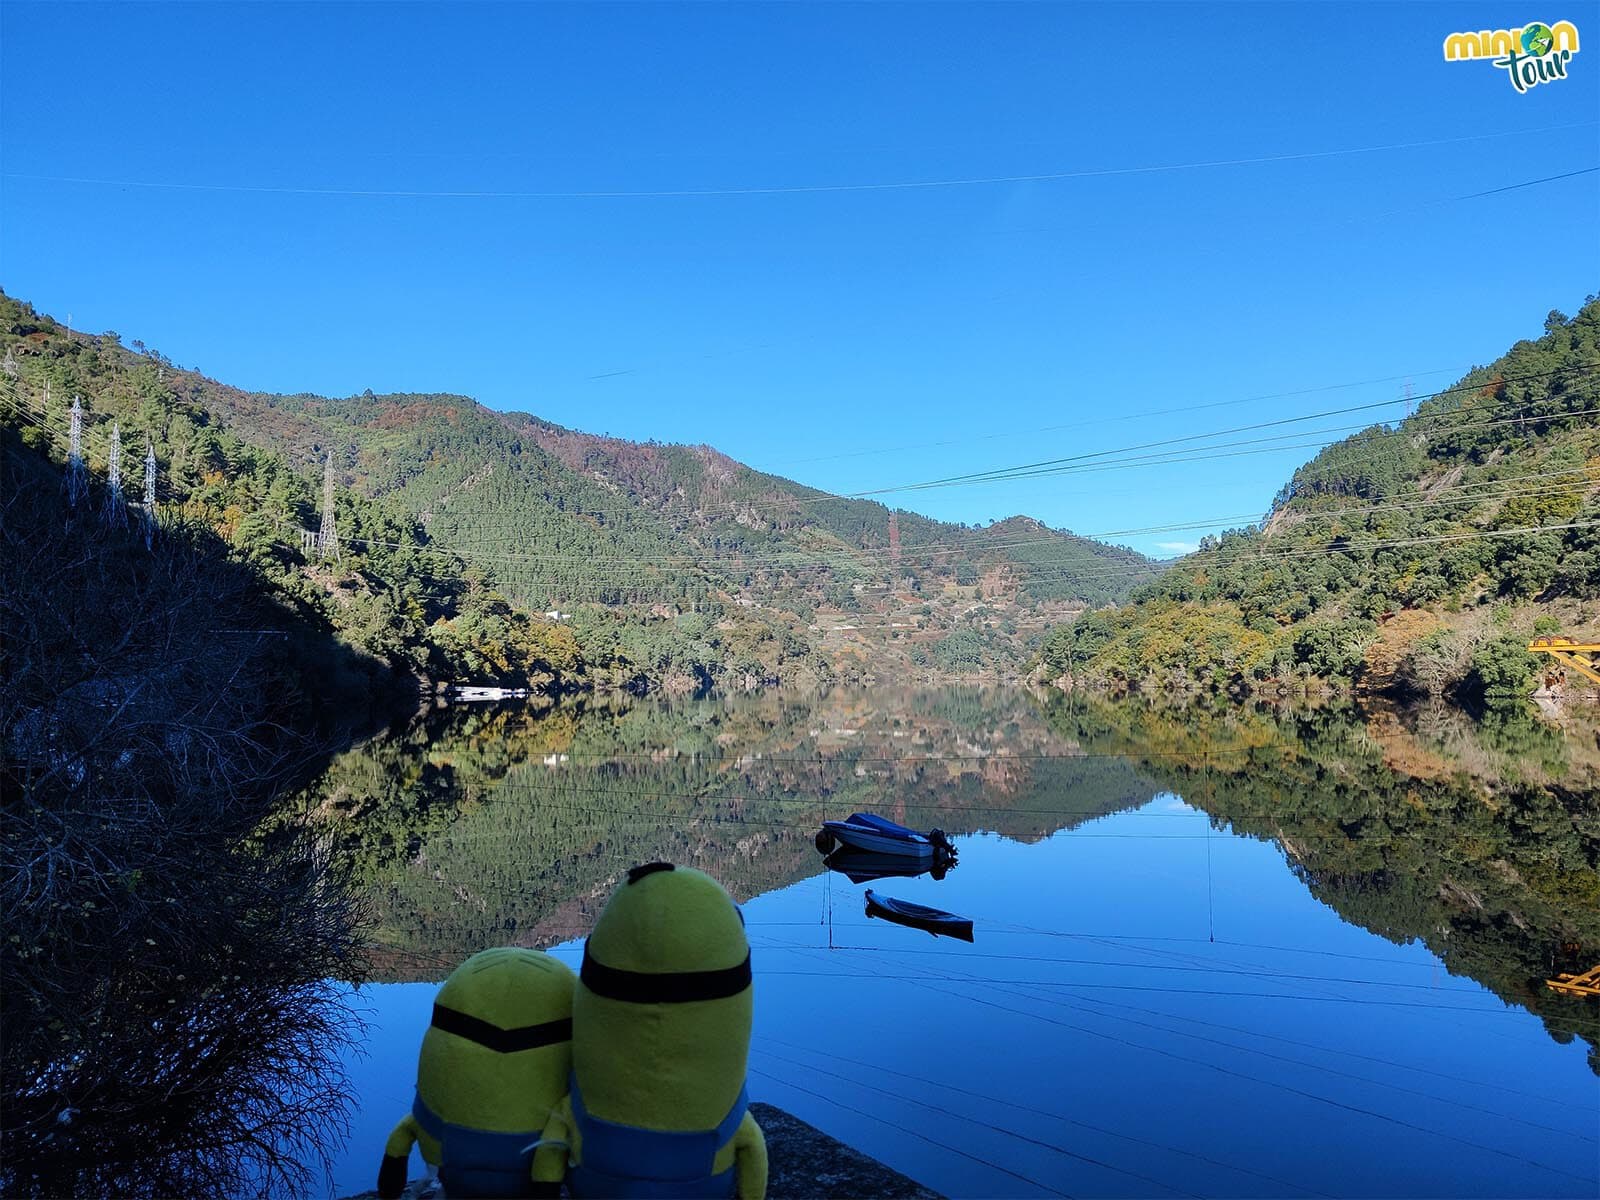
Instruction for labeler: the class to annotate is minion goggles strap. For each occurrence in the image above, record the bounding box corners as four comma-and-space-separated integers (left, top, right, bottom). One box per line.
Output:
429, 1003, 573, 1053
580, 946, 751, 1004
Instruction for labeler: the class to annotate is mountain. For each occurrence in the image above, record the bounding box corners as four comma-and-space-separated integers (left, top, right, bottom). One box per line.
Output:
0, 290, 1155, 694
1040, 301, 1600, 700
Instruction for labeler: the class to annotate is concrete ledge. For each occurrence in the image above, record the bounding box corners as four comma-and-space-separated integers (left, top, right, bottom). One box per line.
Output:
339, 1101, 942, 1199
752, 1101, 942, 1199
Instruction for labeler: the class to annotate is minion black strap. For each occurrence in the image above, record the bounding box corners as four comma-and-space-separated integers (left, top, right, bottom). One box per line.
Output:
430, 1003, 572, 1053
581, 946, 752, 1003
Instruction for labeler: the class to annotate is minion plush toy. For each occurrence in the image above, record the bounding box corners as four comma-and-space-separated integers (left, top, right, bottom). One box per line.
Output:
534, 862, 767, 1199
377, 946, 575, 1199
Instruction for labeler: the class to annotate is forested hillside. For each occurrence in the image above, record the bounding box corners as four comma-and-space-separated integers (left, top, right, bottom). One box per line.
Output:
0, 290, 1153, 693
1041, 301, 1600, 699
0, 423, 368, 1195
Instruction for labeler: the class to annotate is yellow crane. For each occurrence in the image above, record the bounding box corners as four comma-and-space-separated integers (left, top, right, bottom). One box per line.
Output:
1527, 636, 1600, 686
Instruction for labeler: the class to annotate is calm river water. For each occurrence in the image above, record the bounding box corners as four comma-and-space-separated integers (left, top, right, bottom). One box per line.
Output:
311, 689, 1599, 1199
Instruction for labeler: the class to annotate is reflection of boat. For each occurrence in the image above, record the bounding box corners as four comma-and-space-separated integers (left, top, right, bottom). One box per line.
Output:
864, 889, 974, 942
447, 685, 529, 701
824, 848, 950, 884
815, 813, 957, 864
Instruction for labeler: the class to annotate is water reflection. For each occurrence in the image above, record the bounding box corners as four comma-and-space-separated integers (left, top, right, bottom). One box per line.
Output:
823, 847, 952, 884
318, 690, 1155, 982
310, 689, 1599, 1198
1039, 693, 1600, 1072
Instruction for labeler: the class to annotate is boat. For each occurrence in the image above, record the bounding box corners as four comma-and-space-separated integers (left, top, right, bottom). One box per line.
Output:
863, 889, 974, 942
814, 813, 957, 864
823, 848, 950, 884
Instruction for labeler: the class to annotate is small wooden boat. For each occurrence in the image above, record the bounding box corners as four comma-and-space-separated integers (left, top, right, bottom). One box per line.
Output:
864, 889, 974, 942
815, 813, 956, 864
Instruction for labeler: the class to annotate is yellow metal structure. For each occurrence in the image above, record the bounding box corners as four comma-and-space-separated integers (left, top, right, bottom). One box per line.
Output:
1527, 637, 1600, 686
1546, 965, 1600, 999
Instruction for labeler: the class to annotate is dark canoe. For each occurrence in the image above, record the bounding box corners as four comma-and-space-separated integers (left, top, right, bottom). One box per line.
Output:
863, 889, 974, 942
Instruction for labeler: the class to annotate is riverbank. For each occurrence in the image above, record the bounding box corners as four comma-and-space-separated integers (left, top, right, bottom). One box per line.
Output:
338, 1102, 942, 1199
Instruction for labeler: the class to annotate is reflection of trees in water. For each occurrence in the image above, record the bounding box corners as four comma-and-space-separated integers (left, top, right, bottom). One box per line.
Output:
2, 447, 367, 1198
311, 689, 1158, 981
3, 821, 364, 1198
1041, 694, 1600, 1073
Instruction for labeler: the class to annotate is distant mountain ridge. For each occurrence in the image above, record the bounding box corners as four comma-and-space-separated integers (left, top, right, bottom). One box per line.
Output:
214, 384, 1156, 612
0, 290, 1155, 691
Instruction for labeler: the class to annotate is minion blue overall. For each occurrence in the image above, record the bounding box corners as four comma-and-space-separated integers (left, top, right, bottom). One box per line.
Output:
378, 946, 575, 1199
534, 863, 767, 1199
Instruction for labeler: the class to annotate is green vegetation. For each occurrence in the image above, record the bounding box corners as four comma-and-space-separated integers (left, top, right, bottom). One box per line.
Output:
1, 289, 1154, 697
1, 427, 366, 1197
1041, 302, 1600, 699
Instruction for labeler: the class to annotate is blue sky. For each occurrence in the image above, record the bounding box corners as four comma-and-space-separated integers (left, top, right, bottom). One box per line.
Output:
3, 2, 1596, 557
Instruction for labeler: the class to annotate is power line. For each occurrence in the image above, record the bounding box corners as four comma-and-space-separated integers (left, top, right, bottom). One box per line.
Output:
8, 353, 1587, 564
312, 363, 1599, 560
380, 459, 1595, 565
1364, 164, 1600, 219
771, 368, 1464, 468
755, 1034, 1330, 1197
330, 517, 1600, 587
963, 987, 1589, 1148
356, 472, 1596, 576
996, 983, 1598, 1142
759, 940, 1492, 997
755, 1044, 1202, 1198
845, 371, 1597, 499
848, 933, 1596, 1139
877, 974, 1594, 1182
747, 1068, 1069, 1198
9, 124, 1595, 200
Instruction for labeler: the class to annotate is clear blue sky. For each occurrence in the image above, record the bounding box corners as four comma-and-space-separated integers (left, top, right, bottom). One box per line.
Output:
3, 2, 1596, 557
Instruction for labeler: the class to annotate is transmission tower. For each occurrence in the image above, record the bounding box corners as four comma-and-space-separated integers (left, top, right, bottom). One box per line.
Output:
2, 346, 16, 378
1403, 378, 1415, 418
317, 451, 341, 561
102, 422, 124, 523
143, 439, 158, 547
888, 511, 901, 565
66, 395, 87, 507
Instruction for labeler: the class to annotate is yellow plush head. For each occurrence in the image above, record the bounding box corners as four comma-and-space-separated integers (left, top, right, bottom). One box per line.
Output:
574, 863, 751, 1132
418, 946, 576, 1133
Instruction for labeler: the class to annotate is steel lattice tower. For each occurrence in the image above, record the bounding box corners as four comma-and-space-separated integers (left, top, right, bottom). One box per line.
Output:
102, 422, 123, 523
66, 395, 87, 506
143, 439, 158, 546
317, 451, 341, 561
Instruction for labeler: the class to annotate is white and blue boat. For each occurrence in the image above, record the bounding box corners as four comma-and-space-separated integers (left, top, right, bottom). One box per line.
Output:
815, 813, 956, 865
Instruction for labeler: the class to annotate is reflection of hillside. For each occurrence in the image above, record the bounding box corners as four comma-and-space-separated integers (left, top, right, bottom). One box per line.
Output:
1041, 694, 1600, 1072
308, 689, 1158, 981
